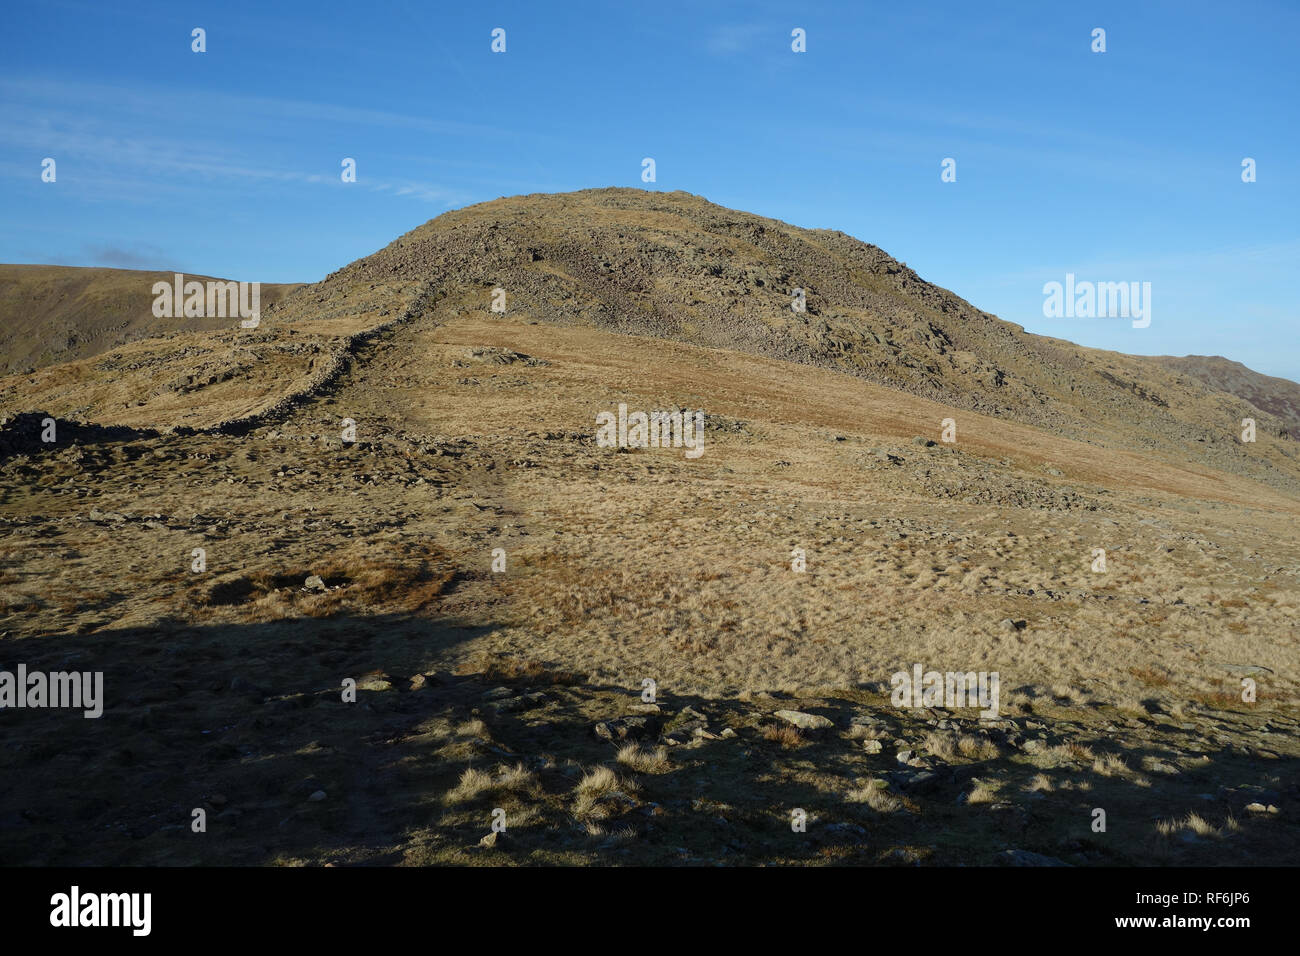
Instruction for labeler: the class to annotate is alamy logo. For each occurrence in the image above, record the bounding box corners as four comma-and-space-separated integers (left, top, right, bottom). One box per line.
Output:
152, 273, 261, 328
596, 403, 705, 459
0, 665, 103, 718
891, 663, 1000, 718
1042, 273, 1151, 328
50, 886, 151, 936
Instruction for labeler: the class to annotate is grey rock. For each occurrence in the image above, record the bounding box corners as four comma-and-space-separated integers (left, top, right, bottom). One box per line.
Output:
774, 710, 833, 731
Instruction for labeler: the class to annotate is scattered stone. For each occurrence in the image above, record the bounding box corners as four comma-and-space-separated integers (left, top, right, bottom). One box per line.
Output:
774, 710, 833, 731
903, 770, 941, 793
308, 790, 327, 802
303, 574, 326, 591
595, 715, 660, 741
821, 822, 868, 843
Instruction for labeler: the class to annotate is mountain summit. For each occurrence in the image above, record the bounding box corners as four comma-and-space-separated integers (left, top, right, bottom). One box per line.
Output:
12, 188, 1293, 487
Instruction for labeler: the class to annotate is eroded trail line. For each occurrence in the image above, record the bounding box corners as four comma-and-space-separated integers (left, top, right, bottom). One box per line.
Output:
213, 280, 443, 436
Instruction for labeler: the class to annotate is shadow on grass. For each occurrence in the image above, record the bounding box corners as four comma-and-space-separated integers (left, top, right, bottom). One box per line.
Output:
1, 626, 1296, 867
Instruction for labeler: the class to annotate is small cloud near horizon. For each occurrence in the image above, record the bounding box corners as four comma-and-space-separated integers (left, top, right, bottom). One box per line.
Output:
706, 24, 768, 55
83, 244, 165, 270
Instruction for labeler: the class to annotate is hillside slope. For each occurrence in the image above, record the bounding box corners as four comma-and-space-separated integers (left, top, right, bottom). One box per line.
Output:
0, 264, 302, 374
1152, 354, 1300, 437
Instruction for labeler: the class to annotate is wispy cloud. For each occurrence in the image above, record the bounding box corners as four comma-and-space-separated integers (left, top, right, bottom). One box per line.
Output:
0, 77, 479, 206
705, 24, 769, 55
82, 242, 166, 269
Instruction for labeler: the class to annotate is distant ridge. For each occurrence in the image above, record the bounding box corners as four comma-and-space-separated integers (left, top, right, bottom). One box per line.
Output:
1151, 354, 1300, 438
0, 264, 302, 374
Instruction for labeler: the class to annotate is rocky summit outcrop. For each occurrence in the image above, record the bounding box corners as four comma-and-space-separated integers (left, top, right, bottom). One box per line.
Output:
290, 188, 1297, 494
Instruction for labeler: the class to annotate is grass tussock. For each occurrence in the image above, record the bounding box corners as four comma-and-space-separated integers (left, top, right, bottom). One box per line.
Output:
1026, 773, 1054, 793
615, 743, 672, 774
762, 724, 807, 750
963, 778, 1001, 805
1051, 741, 1096, 764
923, 731, 1001, 762
1156, 811, 1229, 840
573, 766, 637, 821
846, 778, 903, 813
445, 767, 494, 804
444, 762, 538, 804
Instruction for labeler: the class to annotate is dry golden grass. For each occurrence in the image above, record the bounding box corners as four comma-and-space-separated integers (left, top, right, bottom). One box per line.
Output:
445, 767, 494, 804
494, 762, 539, 792
846, 779, 903, 813
922, 731, 1000, 762
444, 762, 537, 805
8, 299, 1299, 714
614, 743, 671, 774
965, 778, 1000, 805
1156, 812, 1223, 839
846, 723, 888, 741
1092, 752, 1133, 777
762, 724, 807, 750
572, 765, 636, 821
1054, 742, 1096, 764
1026, 773, 1055, 793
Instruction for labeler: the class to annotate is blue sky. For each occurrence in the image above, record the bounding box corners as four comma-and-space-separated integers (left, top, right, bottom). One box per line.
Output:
2, 0, 1297, 378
